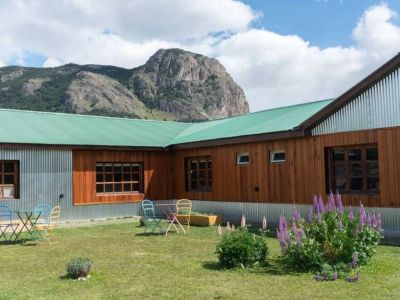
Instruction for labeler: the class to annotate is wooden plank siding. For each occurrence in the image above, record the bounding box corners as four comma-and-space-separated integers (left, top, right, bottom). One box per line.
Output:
173, 126, 400, 208
73, 149, 174, 205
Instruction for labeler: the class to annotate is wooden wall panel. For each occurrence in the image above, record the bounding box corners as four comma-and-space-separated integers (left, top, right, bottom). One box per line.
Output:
73, 149, 174, 205
173, 126, 400, 208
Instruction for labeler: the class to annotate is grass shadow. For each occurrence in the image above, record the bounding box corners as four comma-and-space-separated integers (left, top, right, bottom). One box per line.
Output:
135, 232, 166, 237
0, 239, 22, 246
202, 261, 221, 270
59, 274, 72, 280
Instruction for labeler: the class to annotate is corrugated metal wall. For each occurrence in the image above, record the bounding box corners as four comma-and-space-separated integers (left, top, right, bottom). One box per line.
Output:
153, 200, 400, 232
0, 146, 141, 221
312, 67, 400, 135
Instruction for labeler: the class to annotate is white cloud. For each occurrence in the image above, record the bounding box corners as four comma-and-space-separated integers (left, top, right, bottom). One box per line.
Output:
42, 57, 62, 68
0, 59, 5, 67
0, 1, 399, 112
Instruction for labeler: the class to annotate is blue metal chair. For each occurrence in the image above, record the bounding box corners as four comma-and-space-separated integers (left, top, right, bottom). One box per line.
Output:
141, 200, 162, 234
0, 205, 18, 241
34, 204, 52, 225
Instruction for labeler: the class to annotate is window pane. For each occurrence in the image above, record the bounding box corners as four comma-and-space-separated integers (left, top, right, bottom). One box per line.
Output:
105, 184, 113, 192
114, 165, 122, 172
333, 163, 345, 177
114, 173, 122, 182
132, 183, 140, 192
96, 173, 103, 182
207, 160, 212, 169
191, 170, 197, 180
332, 149, 345, 161
349, 178, 363, 190
96, 165, 104, 173
368, 177, 379, 191
272, 152, 286, 162
96, 184, 104, 193
4, 175, 14, 184
191, 181, 197, 189
191, 161, 197, 169
199, 170, 205, 180
237, 154, 250, 164
349, 163, 363, 177
334, 177, 346, 191
199, 161, 206, 169
123, 166, 131, 172
208, 170, 212, 180
132, 173, 140, 181
367, 162, 379, 176
123, 183, 132, 192
105, 173, 113, 182
4, 163, 14, 173
348, 149, 362, 161
199, 180, 206, 188
105, 165, 113, 172
0, 175, 2, 183
366, 147, 378, 161
123, 173, 132, 181
114, 184, 122, 192
132, 166, 140, 172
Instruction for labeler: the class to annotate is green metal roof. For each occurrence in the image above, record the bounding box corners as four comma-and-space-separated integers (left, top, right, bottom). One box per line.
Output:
0, 99, 333, 148
0, 109, 190, 147
170, 99, 334, 145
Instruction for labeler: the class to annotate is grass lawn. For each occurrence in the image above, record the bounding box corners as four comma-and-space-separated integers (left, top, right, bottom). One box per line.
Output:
1, 221, 400, 300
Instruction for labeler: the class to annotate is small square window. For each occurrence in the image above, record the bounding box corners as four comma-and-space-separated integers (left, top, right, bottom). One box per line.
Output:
236, 153, 250, 165
270, 150, 286, 163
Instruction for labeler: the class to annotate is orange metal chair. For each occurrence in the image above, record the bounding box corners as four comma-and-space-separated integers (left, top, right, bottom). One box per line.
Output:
176, 199, 192, 229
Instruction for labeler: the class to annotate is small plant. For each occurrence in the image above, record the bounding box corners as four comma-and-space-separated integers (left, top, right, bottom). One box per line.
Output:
139, 216, 146, 226
277, 193, 382, 280
216, 228, 268, 269
66, 257, 94, 279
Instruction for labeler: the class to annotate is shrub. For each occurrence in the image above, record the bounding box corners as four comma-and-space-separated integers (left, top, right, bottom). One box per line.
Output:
216, 228, 268, 268
277, 193, 382, 277
66, 257, 94, 279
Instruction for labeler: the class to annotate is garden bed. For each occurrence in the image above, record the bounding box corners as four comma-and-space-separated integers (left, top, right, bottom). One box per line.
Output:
176, 214, 221, 226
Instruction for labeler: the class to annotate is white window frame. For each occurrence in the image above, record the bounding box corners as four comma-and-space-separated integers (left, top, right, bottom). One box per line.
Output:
236, 152, 250, 165
270, 150, 286, 163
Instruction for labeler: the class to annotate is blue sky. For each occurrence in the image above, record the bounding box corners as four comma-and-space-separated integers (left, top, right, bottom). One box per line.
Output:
1, 0, 400, 111
244, 0, 400, 47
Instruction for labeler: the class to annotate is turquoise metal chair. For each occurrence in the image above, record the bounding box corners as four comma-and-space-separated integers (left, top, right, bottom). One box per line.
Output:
34, 204, 52, 225
0, 205, 18, 241
141, 200, 162, 234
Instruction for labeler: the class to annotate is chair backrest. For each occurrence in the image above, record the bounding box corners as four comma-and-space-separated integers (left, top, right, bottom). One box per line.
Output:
34, 204, 52, 224
49, 206, 61, 225
0, 205, 12, 223
141, 200, 156, 219
176, 199, 192, 215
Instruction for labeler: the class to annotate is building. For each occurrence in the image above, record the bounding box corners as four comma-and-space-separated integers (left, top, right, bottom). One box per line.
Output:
1, 53, 400, 231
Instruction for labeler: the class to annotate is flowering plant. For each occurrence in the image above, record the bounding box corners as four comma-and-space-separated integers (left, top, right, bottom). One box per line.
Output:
277, 193, 382, 278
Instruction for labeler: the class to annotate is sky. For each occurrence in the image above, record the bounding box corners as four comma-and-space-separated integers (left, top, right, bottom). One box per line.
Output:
1, 0, 400, 112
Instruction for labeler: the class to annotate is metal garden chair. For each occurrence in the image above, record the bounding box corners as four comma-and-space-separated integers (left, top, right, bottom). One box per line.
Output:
176, 199, 192, 229
141, 200, 162, 234
34, 204, 52, 225
35, 205, 61, 246
0, 205, 19, 241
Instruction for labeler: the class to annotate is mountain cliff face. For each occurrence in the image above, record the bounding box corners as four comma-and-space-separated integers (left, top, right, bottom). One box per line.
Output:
0, 49, 249, 121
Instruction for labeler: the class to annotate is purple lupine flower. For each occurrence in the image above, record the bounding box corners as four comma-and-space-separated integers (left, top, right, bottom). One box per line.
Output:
327, 191, 336, 211
292, 205, 301, 222
376, 213, 382, 231
313, 195, 319, 213
308, 207, 313, 223
359, 202, 367, 226
335, 191, 344, 212
318, 195, 325, 212
345, 273, 360, 283
292, 222, 302, 245
349, 206, 354, 220
279, 216, 287, 233
371, 213, 377, 228
367, 212, 372, 227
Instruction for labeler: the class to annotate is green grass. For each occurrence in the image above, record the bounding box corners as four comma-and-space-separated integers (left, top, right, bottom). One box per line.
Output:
1, 222, 400, 299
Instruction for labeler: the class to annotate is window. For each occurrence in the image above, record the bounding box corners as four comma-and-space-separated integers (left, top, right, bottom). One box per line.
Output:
185, 157, 212, 192
270, 150, 286, 163
326, 145, 379, 194
0, 161, 19, 199
236, 153, 250, 165
95, 162, 143, 194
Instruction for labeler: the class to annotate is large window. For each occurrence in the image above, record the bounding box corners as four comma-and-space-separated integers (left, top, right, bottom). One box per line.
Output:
96, 162, 143, 194
326, 145, 379, 194
185, 157, 212, 192
0, 161, 19, 199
